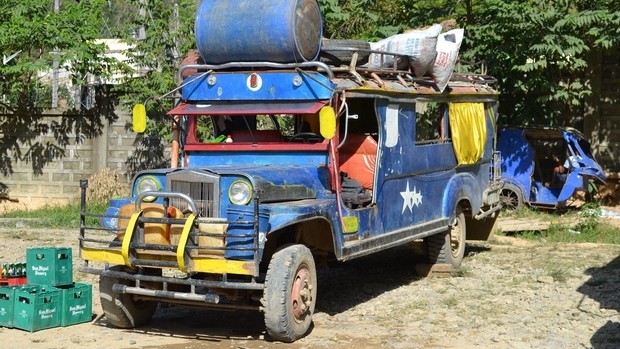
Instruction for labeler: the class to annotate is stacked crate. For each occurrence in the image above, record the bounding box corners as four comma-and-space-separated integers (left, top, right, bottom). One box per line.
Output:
0, 247, 92, 332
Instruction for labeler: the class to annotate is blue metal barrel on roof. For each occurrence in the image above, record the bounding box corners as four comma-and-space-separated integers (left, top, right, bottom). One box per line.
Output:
195, 0, 323, 64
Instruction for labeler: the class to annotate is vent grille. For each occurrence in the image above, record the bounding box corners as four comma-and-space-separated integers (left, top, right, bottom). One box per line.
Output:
167, 171, 220, 217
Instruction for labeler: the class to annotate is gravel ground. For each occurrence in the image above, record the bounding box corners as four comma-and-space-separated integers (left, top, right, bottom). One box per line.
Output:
0, 216, 618, 349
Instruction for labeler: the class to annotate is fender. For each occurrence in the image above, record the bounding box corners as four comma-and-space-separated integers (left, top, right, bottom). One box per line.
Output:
264, 199, 341, 248
442, 172, 482, 219
501, 178, 526, 198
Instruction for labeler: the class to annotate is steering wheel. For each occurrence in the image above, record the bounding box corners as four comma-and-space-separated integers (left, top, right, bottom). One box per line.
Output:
289, 132, 323, 143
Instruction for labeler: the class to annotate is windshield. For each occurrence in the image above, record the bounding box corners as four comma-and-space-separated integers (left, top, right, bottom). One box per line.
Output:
189, 113, 324, 144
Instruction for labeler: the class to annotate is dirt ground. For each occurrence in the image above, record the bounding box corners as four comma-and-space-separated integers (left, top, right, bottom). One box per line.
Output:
0, 207, 619, 349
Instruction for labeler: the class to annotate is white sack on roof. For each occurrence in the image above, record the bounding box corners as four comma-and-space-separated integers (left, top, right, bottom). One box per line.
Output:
368, 24, 442, 77
429, 28, 464, 93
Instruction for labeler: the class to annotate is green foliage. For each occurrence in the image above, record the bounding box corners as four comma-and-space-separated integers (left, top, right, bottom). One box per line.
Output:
317, 0, 619, 126
462, 0, 620, 126
575, 202, 602, 232
500, 203, 620, 245
114, 0, 198, 174
1, 0, 619, 184
0, 0, 127, 179
0, 202, 106, 229
319, 0, 415, 40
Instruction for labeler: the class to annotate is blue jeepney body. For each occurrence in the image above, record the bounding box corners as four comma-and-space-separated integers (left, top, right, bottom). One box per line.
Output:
79, 58, 503, 322
84, 62, 503, 269
77, 2, 503, 342
498, 126, 606, 208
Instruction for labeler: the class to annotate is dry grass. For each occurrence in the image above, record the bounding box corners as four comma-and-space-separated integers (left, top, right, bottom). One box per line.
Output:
83, 168, 130, 205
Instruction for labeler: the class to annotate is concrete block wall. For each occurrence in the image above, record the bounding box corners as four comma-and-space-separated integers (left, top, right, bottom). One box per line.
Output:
1, 111, 143, 210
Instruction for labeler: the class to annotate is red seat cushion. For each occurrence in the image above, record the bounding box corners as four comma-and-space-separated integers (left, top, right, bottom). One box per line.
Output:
339, 134, 377, 190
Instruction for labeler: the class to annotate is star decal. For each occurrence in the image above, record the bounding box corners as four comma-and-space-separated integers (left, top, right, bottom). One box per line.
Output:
401, 181, 423, 214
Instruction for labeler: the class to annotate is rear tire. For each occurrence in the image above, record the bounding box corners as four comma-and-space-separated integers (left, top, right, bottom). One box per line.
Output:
262, 244, 317, 342
426, 206, 466, 268
99, 266, 159, 328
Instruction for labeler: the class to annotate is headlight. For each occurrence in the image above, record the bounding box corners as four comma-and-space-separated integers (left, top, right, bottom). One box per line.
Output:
228, 179, 253, 205
137, 176, 161, 202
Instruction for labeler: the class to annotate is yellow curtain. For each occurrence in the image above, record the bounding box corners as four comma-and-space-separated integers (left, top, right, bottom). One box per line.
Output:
449, 103, 486, 165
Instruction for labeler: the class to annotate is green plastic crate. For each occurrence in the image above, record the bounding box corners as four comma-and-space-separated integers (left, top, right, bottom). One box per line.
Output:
0, 286, 17, 328
56, 283, 92, 326
13, 285, 60, 332
26, 247, 73, 286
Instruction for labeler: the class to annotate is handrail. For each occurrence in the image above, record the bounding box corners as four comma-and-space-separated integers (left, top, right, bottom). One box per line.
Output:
178, 61, 334, 81
136, 192, 198, 214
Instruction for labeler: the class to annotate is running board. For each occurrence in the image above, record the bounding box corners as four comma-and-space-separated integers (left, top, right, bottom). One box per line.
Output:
340, 218, 448, 261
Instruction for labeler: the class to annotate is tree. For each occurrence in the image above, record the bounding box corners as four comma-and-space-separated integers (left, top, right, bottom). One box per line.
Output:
320, 0, 620, 126
1, 0, 618, 192
112, 0, 198, 174
0, 0, 127, 194
462, 0, 620, 126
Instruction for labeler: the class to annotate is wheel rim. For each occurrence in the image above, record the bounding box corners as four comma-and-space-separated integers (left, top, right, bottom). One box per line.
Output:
449, 218, 463, 259
501, 189, 519, 210
291, 267, 313, 321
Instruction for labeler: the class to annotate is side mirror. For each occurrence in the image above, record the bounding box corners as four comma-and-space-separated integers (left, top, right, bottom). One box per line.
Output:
319, 106, 336, 139
132, 104, 147, 133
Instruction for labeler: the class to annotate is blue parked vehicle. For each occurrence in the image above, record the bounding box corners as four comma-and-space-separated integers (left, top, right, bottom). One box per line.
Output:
497, 126, 606, 211
77, 1, 503, 342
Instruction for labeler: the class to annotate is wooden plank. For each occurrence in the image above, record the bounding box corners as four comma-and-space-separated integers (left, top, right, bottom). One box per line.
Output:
497, 218, 550, 232
496, 216, 583, 232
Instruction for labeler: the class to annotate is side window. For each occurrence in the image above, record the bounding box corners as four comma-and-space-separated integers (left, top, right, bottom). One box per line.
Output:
415, 102, 450, 145
342, 98, 379, 137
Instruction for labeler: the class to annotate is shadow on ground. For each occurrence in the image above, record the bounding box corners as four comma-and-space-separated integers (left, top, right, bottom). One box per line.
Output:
577, 254, 620, 349
89, 243, 490, 344
315, 243, 489, 316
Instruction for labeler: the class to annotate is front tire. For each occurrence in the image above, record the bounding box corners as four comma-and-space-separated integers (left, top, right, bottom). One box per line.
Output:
99, 266, 159, 328
262, 244, 317, 342
426, 206, 466, 268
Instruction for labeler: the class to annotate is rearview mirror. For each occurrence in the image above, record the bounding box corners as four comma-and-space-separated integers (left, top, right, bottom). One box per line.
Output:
319, 106, 336, 139
132, 104, 147, 133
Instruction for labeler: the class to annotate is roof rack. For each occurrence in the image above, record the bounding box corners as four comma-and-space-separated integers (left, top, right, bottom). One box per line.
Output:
177, 47, 497, 93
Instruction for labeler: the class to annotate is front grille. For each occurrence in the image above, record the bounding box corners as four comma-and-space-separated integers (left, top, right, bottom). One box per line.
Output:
167, 170, 220, 217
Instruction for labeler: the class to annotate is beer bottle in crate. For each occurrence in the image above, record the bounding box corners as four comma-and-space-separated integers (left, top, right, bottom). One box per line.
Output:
15, 263, 21, 277
8, 263, 14, 278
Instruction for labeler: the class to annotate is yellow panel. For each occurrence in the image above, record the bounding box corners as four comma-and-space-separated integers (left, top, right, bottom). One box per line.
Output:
132, 104, 147, 133
192, 258, 256, 276
342, 216, 359, 234
319, 106, 336, 139
81, 247, 125, 265
82, 247, 255, 276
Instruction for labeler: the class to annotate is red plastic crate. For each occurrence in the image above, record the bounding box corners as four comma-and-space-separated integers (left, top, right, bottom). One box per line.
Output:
0, 277, 27, 287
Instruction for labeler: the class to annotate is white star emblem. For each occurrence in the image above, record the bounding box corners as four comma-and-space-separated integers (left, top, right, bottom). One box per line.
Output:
401, 181, 423, 214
